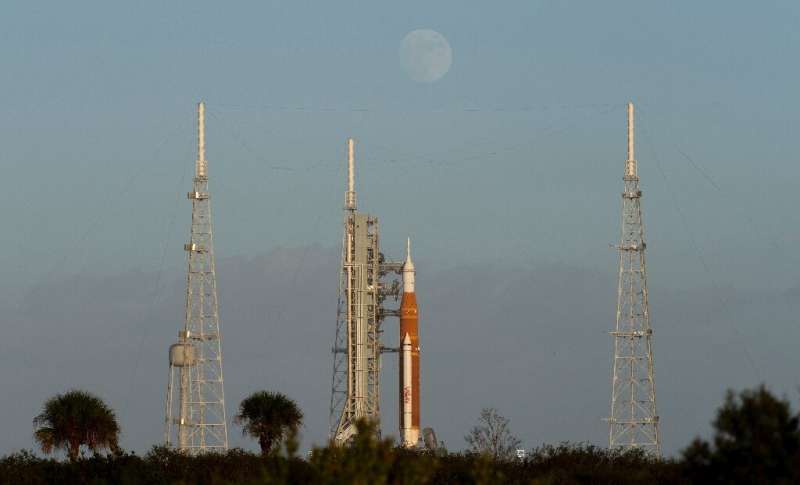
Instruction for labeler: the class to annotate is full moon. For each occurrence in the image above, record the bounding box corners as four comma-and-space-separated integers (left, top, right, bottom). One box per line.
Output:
400, 29, 452, 83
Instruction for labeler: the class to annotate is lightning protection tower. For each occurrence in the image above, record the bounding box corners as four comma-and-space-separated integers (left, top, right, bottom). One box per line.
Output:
328, 138, 401, 445
607, 102, 661, 455
164, 102, 229, 453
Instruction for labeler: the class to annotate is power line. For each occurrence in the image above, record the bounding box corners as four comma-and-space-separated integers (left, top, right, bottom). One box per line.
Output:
637, 106, 762, 382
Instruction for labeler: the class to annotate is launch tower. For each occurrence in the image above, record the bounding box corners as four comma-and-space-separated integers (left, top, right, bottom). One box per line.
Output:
607, 102, 661, 455
328, 138, 402, 444
164, 102, 229, 453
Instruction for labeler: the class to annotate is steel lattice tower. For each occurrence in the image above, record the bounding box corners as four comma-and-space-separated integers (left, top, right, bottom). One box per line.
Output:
165, 102, 229, 453
328, 138, 401, 445
607, 102, 661, 455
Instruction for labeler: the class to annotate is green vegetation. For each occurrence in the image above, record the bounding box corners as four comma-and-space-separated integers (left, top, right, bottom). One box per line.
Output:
464, 407, 521, 460
3, 385, 799, 483
234, 391, 303, 456
32, 390, 120, 462
2, 422, 679, 485
681, 385, 800, 483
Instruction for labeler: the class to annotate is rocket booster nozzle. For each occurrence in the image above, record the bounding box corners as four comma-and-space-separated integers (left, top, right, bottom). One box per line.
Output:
625, 102, 637, 178
345, 138, 357, 210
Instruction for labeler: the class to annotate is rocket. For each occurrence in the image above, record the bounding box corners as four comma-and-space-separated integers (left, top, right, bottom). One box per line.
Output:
400, 238, 420, 447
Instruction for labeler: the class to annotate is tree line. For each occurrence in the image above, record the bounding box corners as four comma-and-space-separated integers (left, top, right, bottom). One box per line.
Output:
1, 385, 799, 483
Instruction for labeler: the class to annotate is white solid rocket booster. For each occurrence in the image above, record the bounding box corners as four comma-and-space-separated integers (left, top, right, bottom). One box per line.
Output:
401, 333, 413, 447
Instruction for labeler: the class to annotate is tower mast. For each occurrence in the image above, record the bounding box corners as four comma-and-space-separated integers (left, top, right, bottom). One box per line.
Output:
329, 138, 382, 444
165, 101, 229, 453
607, 102, 661, 455
328, 138, 405, 445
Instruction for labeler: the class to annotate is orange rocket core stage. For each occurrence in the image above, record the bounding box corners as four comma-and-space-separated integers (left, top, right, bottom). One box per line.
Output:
399, 238, 419, 447
400, 290, 420, 431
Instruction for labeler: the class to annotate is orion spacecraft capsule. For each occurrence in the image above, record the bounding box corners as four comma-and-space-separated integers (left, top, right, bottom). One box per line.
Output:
399, 238, 420, 448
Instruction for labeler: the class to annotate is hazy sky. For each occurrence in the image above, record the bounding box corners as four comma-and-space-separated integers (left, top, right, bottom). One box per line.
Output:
1, 1, 800, 457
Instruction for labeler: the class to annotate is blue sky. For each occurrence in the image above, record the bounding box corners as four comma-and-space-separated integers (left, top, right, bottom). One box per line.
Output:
2, 1, 800, 290
1, 1, 800, 455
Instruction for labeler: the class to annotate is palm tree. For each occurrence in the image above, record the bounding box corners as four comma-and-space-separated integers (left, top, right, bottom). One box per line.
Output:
33, 390, 120, 462
234, 391, 303, 455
